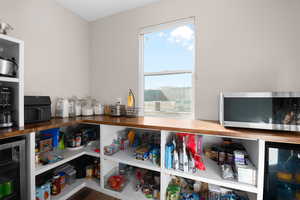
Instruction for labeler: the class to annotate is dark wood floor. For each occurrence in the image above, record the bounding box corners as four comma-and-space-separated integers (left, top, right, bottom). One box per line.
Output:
68, 187, 119, 200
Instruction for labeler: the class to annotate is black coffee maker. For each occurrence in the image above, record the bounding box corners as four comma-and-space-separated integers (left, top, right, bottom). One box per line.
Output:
0, 86, 13, 128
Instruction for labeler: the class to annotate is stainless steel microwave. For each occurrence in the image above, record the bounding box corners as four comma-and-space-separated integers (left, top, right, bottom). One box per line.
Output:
219, 92, 300, 131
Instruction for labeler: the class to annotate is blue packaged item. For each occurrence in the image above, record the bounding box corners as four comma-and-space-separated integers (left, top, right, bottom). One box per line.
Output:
36, 182, 51, 200
180, 192, 200, 200
132, 134, 141, 148
165, 142, 174, 169
41, 128, 60, 148
220, 193, 237, 200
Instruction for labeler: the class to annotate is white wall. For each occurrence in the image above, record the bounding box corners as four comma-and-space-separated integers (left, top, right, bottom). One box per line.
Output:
90, 0, 300, 120
0, 0, 91, 101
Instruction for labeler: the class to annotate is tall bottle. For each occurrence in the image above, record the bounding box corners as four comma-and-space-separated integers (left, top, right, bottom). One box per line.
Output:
127, 89, 135, 107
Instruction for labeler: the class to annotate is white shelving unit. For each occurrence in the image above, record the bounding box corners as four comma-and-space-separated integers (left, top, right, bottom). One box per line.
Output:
0, 34, 24, 127
30, 125, 101, 200
29, 123, 265, 200
99, 125, 265, 200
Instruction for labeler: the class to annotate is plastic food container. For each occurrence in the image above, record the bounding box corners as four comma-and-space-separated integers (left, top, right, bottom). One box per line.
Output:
104, 168, 128, 192
65, 168, 76, 185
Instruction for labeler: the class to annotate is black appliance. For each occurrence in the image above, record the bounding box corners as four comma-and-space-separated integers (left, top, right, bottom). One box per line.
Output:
264, 142, 300, 200
0, 86, 13, 128
24, 96, 51, 124
0, 137, 26, 200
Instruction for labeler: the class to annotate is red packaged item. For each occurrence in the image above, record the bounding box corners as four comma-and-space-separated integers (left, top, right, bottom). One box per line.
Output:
176, 133, 206, 171
194, 153, 206, 170
108, 175, 126, 192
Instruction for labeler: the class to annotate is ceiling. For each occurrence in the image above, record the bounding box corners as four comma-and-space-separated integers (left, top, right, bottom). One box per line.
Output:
55, 0, 161, 21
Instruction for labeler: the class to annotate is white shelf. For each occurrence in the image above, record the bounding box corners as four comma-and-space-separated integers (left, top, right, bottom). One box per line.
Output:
164, 156, 258, 194
0, 34, 24, 45
85, 178, 101, 192
51, 178, 100, 200
85, 147, 100, 158
103, 149, 161, 172
35, 146, 100, 176
51, 179, 85, 200
0, 76, 19, 83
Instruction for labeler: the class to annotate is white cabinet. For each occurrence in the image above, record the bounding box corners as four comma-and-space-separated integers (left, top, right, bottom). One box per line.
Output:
30, 124, 101, 200
99, 125, 265, 200
0, 34, 24, 127
28, 123, 265, 200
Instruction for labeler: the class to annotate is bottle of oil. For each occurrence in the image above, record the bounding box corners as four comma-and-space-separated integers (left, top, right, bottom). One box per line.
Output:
127, 89, 135, 107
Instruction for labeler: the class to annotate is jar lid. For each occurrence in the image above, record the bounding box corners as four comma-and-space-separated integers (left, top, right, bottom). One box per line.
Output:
53, 175, 60, 179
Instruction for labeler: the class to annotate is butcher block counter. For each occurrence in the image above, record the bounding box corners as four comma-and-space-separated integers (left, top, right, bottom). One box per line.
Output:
0, 116, 300, 144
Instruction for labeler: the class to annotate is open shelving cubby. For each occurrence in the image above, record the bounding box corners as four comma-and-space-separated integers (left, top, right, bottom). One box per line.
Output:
31, 124, 101, 200
162, 131, 261, 193
101, 159, 160, 200
160, 130, 265, 200
99, 124, 265, 200
0, 34, 24, 128
100, 124, 161, 172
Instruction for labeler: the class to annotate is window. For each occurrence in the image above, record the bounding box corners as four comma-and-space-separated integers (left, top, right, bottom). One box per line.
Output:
139, 18, 195, 119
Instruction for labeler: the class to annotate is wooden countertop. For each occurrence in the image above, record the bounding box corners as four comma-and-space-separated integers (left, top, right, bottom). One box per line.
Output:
1, 116, 300, 144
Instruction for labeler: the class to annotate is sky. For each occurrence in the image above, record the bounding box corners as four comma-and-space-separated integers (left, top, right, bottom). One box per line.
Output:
144, 24, 195, 90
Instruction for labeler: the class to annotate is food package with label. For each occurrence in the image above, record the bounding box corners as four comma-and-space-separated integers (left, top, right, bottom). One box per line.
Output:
234, 150, 247, 165
235, 159, 257, 185
36, 182, 51, 200
221, 164, 235, 180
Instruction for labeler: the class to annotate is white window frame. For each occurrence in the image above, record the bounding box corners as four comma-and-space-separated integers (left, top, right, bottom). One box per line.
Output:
138, 17, 196, 119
